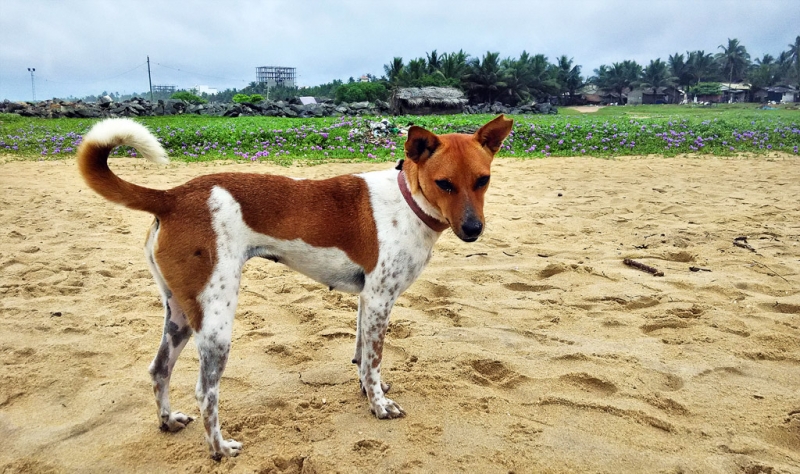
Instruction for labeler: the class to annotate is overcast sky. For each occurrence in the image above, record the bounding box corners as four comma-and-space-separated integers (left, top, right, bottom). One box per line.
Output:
1, 0, 798, 101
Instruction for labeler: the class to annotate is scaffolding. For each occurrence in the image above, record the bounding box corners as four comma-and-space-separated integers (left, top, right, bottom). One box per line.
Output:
256, 66, 296, 88
152, 85, 177, 93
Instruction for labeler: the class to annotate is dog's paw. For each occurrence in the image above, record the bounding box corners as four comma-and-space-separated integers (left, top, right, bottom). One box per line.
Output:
159, 412, 194, 432
210, 438, 242, 460
370, 397, 406, 419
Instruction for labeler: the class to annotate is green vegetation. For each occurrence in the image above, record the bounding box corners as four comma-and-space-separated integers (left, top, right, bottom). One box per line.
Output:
2, 107, 798, 165
333, 82, 389, 104
170, 91, 207, 104
232, 94, 264, 104
687, 82, 723, 97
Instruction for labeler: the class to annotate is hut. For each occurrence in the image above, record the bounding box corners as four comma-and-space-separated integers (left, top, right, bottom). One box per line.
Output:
391, 87, 468, 115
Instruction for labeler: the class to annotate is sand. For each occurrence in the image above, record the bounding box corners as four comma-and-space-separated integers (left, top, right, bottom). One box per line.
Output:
1, 154, 800, 473
567, 106, 605, 113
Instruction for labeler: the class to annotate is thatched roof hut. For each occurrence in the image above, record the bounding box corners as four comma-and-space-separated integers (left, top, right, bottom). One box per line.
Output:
392, 87, 468, 115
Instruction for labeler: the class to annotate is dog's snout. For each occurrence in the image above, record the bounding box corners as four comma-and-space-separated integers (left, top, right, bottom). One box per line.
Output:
460, 219, 483, 240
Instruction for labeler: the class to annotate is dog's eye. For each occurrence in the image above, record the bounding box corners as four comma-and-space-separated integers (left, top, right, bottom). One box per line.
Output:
435, 179, 456, 193
475, 175, 490, 190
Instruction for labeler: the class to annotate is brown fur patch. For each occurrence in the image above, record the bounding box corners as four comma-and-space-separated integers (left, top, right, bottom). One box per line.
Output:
150, 173, 379, 330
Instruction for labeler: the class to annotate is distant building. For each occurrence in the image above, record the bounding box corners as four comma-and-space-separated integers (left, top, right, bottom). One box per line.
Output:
194, 85, 218, 95
256, 66, 296, 88
152, 85, 177, 94
627, 86, 684, 105
720, 83, 750, 103
755, 85, 797, 103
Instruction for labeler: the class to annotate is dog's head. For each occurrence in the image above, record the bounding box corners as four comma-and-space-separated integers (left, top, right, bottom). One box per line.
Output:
402, 114, 514, 242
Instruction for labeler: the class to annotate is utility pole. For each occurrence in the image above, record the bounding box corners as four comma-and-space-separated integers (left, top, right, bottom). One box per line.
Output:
147, 56, 153, 102
27, 67, 36, 101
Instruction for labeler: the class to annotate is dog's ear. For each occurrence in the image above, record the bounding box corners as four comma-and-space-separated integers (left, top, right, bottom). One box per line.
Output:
474, 114, 514, 155
404, 126, 441, 163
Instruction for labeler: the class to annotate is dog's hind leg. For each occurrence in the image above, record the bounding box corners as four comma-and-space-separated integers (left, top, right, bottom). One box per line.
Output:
193, 256, 243, 459
148, 291, 194, 431
145, 220, 194, 432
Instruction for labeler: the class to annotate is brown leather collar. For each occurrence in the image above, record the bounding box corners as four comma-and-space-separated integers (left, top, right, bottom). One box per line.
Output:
397, 171, 449, 233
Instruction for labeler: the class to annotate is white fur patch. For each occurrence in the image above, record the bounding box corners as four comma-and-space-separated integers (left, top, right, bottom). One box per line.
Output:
202, 186, 365, 298
83, 118, 169, 164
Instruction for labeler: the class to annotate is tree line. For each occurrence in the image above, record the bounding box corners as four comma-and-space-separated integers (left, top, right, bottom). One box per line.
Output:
75, 36, 799, 105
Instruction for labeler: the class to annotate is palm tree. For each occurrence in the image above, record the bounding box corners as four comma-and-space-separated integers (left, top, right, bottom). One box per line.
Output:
383, 57, 405, 87
668, 53, 693, 97
527, 53, 560, 100
556, 55, 584, 105
749, 54, 779, 99
788, 35, 800, 87
500, 54, 534, 105
686, 50, 718, 86
716, 38, 750, 93
426, 50, 442, 74
594, 60, 642, 104
466, 51, 506, 103
640, 58, 676, 97
439, 50, 470, 87
405, 58, 427, 85
776, 50, 793, 84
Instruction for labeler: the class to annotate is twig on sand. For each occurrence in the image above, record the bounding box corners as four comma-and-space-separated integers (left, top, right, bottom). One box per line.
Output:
689, 266, 712, 272
733, 236, 756, 252
466, 252, 488, 258
751, 260, 790, 283
623, 259, 664, 277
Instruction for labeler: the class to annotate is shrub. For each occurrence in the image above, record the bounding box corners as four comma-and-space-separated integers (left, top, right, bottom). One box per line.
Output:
233, 93, 264, 103
171, 91, 207, 104
688, 82, 722, 97
334, 82, 389, 104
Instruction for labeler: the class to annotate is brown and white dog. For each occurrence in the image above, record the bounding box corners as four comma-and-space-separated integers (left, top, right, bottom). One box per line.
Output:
77, 115, 513, 459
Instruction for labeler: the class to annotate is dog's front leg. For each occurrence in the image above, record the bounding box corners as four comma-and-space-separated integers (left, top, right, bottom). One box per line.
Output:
358, 293, 405, 419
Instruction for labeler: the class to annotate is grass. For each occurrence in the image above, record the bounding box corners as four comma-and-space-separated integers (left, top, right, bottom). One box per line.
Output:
1, 105, 799, 164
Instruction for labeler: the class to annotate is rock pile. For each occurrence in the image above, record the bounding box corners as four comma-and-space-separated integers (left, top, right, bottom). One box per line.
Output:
0, 97, 556, 118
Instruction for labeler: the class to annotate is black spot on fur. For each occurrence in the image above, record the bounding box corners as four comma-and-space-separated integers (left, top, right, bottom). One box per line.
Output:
150, 342, 170, 378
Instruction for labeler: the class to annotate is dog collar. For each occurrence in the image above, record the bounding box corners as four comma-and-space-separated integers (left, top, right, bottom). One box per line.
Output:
397, 171, 449, 233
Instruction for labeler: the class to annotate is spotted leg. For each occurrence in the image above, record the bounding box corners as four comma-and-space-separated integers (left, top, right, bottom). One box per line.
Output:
194, 272, 243, 460
145, 221, 194, 432
358, 292, 405, 419
353, 295, 390, 395
148, 291, 194, 432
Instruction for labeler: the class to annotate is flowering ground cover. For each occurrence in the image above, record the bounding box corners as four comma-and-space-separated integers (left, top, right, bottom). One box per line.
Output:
1, 107, 798, 164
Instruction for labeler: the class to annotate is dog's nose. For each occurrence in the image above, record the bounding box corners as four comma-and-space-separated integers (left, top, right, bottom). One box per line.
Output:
461, 219, 483, 239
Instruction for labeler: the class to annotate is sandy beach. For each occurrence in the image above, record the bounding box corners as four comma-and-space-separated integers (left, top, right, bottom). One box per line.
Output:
1, 154, 799, 473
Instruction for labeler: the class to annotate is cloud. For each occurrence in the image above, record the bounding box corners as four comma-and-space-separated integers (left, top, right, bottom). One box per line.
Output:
1, 0, 798, 100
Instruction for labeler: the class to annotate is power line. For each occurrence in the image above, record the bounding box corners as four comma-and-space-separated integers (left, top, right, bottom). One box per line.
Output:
36, 62, 148, 85
154, 62, 247, 83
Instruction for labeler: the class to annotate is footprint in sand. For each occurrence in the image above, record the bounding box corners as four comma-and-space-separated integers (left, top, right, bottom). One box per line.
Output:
760, 302, 800, 315
353, 439, 389, 454
560, 372, 618, 395
465, 359, 525, 388
503, 282, 557, 292
413, 280, 453, 299
640, 319, 691, 334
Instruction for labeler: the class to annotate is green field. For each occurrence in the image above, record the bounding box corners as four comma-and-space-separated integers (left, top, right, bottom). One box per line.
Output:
1, 104, 798, 165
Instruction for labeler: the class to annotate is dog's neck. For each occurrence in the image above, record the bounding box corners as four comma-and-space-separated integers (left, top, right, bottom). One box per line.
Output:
397, 169, 449, 233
